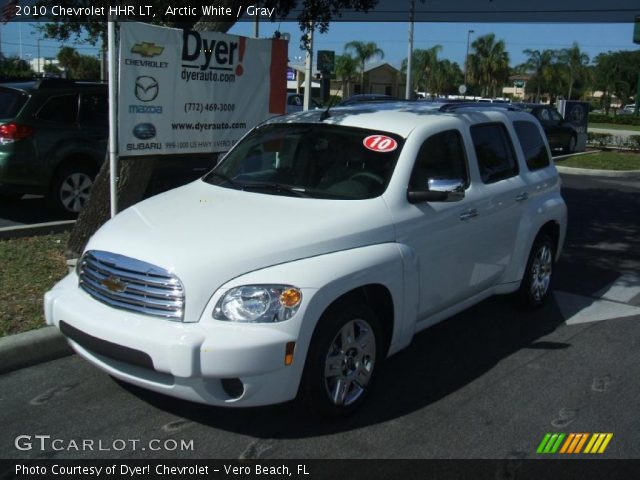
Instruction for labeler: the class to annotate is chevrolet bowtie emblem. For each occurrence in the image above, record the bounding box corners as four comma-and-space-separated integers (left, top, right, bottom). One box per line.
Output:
101, 276, 127, 293
131, 42, 164, 58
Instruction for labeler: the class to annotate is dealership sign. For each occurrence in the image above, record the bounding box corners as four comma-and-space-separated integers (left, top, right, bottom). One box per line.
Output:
119, 22, 287, 156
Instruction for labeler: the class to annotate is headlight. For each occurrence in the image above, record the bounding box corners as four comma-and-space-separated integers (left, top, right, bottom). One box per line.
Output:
213, 285, 302, 323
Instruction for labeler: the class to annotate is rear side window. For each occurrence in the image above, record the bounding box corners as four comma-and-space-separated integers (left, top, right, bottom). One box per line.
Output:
0, 89, 28, 119
409, 130, 468, 190
514, 121, 551, 170
36, 95, 79, 123
79, 93, 108, 127
470, 123, 518, 184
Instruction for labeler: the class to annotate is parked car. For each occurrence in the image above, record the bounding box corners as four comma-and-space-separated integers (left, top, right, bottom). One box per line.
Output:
45, 102, 567, 416
286, 93, 322, 113
0, 78, 221, 214
0, 79, 108, 214
476, 98, 510, 103
337, 94, 399, 106
619, 104, 637, 115
514, 103, 578, 153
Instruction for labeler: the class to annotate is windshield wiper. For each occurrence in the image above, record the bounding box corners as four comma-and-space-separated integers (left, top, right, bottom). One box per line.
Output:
241, 181, 310, 198
206, 171, 241, 189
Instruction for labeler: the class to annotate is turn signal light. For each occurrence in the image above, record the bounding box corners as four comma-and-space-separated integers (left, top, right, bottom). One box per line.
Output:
284, 342, 296, 366
280, 288, 302, 308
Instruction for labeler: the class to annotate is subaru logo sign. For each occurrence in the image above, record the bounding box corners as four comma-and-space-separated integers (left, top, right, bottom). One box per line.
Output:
133, 123, 157, 140
135, 76, 159, 102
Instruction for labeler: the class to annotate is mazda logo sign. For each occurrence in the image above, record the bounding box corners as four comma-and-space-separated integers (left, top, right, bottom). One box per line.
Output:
135, 76, 159, 102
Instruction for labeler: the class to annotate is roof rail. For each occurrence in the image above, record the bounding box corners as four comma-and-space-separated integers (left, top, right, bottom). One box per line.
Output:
439, 102, 522, 112
33, 78, 79, 89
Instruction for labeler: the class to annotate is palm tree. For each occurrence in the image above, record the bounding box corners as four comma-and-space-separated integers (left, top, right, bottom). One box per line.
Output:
561, 42, 590, 100
467, 34, 510, 97
431, 60, 463, 96
401, 45, 442, 94
522, 49, 555, 102
334, 54, 359, 97
345, 41, 384, 93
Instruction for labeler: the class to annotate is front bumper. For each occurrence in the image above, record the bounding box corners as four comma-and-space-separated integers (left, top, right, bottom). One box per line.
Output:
44, 274, 311, 407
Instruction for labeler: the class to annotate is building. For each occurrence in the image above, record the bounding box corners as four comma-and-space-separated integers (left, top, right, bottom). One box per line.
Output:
28, 57, 63, 75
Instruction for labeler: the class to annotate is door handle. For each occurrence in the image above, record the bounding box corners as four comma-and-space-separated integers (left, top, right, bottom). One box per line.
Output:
459, 209, 478, 221
516, 192, 529, 202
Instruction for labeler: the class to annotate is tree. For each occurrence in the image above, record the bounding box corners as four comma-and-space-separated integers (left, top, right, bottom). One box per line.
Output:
335, 54, 359, 97
431, 59, 463, 97
560, 42, 589, 100
39, 0, 377, 256
401, 46, 442, 95
344, 41, 384, 93
467, 34, 510, 98
55, 46, 101, 79
43, 63, 63, 75
593, 51, 640, 113
0, 56, 34, 80
522, 49, 555, 102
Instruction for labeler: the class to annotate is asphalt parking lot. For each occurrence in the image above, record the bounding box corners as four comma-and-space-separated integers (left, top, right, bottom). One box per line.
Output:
0, 172, 638, 460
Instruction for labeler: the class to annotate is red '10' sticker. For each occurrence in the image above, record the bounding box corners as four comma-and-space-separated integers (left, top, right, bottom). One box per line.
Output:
363, 135, 398, 153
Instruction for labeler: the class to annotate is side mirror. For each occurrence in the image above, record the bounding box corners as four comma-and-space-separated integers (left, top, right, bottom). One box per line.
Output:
407, 178, 465, 204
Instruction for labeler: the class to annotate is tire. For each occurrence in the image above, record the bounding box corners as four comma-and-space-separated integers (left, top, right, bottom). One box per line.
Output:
516, 233, 556, 309
302, 301, 384, 417
563, 135, 576, 154
49, 162, 97, 216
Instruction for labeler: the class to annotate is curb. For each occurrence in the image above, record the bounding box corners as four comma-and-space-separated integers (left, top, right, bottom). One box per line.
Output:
0, 326, 72, 375
556, 165, 640, 177
0, 220, 75, 240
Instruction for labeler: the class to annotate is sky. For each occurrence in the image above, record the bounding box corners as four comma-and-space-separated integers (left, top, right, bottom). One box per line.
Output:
0, 20, 637, 70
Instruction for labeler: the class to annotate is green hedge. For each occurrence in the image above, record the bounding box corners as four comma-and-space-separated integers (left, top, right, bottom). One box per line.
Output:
587, 132, 613, 146
586, 132, 640, 151
628, 135, 640, 151
589, 113, 640, 126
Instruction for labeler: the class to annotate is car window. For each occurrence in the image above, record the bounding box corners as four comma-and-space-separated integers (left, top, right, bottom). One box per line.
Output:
550, 109, 564, 122
0, 89, 28, 119
204, 124, 404, 200
288, 96, 302, 106
470, 123, 518, 184
79, 93, 108, 127
513, 121, 551, 171
538, 108, 551, 122
409, 130, 468, 190
36, 94, 79, 123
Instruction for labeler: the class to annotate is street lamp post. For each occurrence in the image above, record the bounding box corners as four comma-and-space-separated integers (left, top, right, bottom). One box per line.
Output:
463, 29, 474, 98
405, 0, 415, 100
37, 39, 41, 76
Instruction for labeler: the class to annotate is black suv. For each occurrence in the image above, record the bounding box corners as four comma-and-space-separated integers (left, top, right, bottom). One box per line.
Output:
513, 103, 578, 154
0, 79, 107, 214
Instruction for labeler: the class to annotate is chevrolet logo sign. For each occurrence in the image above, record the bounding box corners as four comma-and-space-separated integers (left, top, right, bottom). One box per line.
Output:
131, 42, 164, 58
101, 276, 127, 293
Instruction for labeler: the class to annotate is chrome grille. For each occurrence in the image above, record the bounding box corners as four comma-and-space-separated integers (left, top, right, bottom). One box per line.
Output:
78, 250, 185, 321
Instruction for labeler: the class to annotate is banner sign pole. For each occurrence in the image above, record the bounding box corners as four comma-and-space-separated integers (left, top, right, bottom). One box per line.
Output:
108, 18, 119, 218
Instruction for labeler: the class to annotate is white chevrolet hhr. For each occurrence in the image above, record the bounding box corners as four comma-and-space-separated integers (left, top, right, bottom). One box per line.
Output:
45, 102, 567, 416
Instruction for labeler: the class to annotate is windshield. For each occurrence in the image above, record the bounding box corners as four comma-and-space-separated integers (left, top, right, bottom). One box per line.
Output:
203, 124, 404, 200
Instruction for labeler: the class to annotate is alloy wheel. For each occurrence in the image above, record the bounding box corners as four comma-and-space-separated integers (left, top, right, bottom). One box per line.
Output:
59, 172, 93, 213
323, 318, 376, 406
530, 244, 553, 302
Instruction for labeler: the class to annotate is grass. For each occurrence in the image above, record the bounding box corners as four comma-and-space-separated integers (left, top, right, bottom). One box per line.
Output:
555, 151, 640, 171
589, 123, 640, 132
0, 232, 69, 337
